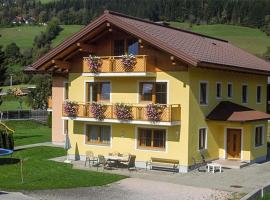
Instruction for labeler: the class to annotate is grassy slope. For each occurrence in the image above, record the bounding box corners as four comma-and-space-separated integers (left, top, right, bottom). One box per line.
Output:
0, 146, 125, 190
0, 25, 83, 50
170, 22, 270, 56
4, 120, 51, 146
0, 99, 30, 111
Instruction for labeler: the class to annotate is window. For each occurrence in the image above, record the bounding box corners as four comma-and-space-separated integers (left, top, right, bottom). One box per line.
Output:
199, 82, 208, 105
127, 39, 139, 55
216, 82, 221, 99
227, 83, 233, 98
114, 40, 125, 56
63, 120, 68, 134
64, 82, 69, 100
137, 128, 166, 150
86, 82, 111, 102
139, 82, 167, 104
86, 125, 111, 145
255, 126, 263, 147
198, 128, 207, 150
242, 84, 248, 103
257, 85, 262, 103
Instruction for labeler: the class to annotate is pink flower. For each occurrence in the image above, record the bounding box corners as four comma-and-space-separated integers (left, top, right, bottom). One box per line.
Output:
121, 54, 137, 71
90, 102, 107, 120
88, 55, 102, 73
64, 101, 79, 117
114, 103, 133, 120
146, 103, 165, 122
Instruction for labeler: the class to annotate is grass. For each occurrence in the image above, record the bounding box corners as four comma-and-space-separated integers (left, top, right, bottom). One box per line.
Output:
170, 22, 270, 56
0, 95, 31, 111
0, 25, 83, 50
0, 146, 125, 190
4, 120, 51, 146
0, 84, 35, 93
52, 25, 83, 47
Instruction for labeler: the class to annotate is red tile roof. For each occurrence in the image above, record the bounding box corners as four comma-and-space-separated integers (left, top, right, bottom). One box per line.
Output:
25, 10, 270, 74
206, 101, 270, 122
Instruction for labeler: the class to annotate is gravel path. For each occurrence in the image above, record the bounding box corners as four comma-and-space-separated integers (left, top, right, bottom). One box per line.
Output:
26, 178, 232, 200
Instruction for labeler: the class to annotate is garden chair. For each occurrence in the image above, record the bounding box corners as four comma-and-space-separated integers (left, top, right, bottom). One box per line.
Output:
84, 151, 98, 167
95, 155, 115, 171
121, 155, 136, 171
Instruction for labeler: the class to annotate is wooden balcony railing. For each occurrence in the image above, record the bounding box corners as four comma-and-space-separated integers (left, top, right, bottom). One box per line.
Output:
83, 55, 150, 73
62, 102, 181, 122
48, 96, 52, 109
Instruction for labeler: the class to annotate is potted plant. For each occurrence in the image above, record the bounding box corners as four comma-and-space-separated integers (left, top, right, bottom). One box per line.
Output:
121, 54, 137, 71
114, 103, 133, 120
64, 101, 79, 117
90, 102, 107, 120
87, 55, 102, 73
146, 103, 165, 122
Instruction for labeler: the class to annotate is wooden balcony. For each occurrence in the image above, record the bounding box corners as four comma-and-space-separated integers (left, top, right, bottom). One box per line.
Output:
47, 96, 52, 110
82, 55, 155, 76
62, 102, 181, 125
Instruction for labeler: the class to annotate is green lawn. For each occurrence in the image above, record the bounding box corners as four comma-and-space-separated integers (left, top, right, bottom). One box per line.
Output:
0, 25, 83, 50
170, 22, 270, 56
52, 25, 83, 47
0, 146, 125, 190
0, 95, 31, 111
4, 120, 51, 146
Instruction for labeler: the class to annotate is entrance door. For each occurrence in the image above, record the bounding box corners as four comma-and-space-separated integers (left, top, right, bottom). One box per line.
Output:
227, 128, 241, 159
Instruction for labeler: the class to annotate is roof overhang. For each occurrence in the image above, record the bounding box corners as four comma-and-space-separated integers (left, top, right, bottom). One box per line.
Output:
206, 101, 270, 122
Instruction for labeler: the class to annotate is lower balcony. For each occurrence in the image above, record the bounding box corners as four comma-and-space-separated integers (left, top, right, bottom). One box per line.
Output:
62, 102, 181, 126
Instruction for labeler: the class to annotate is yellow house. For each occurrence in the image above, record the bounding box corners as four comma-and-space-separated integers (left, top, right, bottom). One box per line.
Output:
25, 10, 270, 172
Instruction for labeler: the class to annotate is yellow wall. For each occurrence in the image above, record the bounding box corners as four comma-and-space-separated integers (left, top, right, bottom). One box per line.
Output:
65, 66, 268, 170
67, 71, 191, 167
188, 67, 268, 164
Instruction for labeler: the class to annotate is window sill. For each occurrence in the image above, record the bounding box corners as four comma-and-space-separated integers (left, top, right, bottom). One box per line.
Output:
85, 142, 110, 147
136, 147, 166, 152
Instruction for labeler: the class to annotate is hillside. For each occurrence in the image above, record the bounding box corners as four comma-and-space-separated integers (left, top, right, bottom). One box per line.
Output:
0, 25, 83, 50
0, 23, 269, 56
170, 22, 270, 56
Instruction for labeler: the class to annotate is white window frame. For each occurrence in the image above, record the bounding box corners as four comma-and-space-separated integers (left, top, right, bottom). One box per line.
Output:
199, 81, 208, 106
198, 127, 208, 150
241, 84, 248, 104
137, 80, 169, 104
256, 85, 262, 104
62, 119, 68, 135
216, 82, 222, 99
135, 126, 168, 153
84, 123, 112, 148
254, 125, 264, 148
84, 80, 112, 103
227, 82, 233, 99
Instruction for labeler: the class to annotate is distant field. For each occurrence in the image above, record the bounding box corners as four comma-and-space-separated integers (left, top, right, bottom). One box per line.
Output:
170, 22, 270, 56
0, 25, 83, 50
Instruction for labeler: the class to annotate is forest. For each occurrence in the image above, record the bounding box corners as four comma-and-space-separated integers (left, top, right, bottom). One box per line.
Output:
0, 0, 270, 33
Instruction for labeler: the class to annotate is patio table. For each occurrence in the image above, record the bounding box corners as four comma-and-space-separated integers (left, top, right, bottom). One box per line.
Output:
207, 163, 222, 173
105, 156, 129, 168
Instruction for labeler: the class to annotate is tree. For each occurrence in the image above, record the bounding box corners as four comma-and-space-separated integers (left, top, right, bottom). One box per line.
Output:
4, 43, 22, 64
27, 74, 52, 110
0, 46, 7, 86
263, 47, 270, 60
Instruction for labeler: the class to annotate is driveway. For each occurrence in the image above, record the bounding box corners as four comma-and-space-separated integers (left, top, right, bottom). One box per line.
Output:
26, 178, 232, 200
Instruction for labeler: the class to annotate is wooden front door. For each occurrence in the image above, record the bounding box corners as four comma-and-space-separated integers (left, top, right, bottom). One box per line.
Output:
227, 129, 241, 159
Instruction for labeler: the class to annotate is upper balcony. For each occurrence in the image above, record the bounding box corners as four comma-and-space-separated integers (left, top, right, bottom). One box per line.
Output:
82, 55, 156, 77
62, 102, 181, 126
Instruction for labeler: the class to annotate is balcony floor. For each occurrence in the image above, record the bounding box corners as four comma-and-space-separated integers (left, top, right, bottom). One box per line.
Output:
62, 116, 181, 126
81, 72, 156, 77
